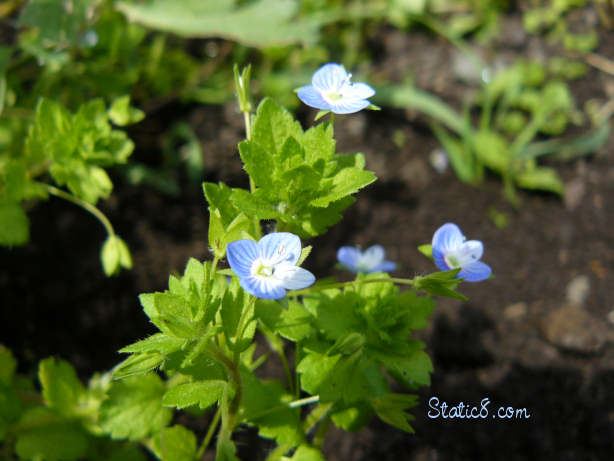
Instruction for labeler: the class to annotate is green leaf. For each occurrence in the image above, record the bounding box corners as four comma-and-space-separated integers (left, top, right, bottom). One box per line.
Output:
251, 98, 303, 157
0, 346, 16, 384
514, 167, 564, 195
100, 374, 172, 441
20, 0, 91, 46
150, 292, 202, 339
310, 168, 376, 207
119, 334, 186, 355
0, 202, 29, 246
255, 299, 313, 342
372, 393, 418, 433
417, 244, 433, 260
162, 380, 226, 410
375, 348, 433, 388
221, 278, 256, 352
241, 369, 304, 446
15, 417, 89, 461
116, 0, 320, 48
108, 96, 145, 126
330, 403, 372, 432
39, 358, 85, 418
230, 188, 280, 219
289, 445, 326, 461
414, 270, 466, 300
112, 354, 166, 379
0, 381, 21, 441
101, 235, 133, 276
473, 130, 510, 173
150, 425, 197, 461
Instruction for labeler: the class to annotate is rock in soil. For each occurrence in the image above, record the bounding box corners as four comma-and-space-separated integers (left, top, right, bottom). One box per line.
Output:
540, 305, 613, 354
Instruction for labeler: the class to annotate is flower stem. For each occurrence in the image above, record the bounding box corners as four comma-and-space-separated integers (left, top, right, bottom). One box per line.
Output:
41, 183, 116, 237
288, 277, 417, 298
196, 407, 221, 459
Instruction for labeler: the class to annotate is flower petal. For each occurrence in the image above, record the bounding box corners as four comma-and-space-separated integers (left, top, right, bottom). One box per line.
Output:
371, 260, 396, 273
432, 223, 464, 254
337, 246, 361, 272
328, 98, 370, 114
344, 82, 375, 100
226, 239, 259, 277
312, 63, 348, 92
453, 240, 484, 267
240, 275, 286, 300
457, 261, 492, 282
274, 262, 315, 290
297, 85, 331, 111
432, 248, 450, 272
259, 232, 302, 265
360, 245, 385, 269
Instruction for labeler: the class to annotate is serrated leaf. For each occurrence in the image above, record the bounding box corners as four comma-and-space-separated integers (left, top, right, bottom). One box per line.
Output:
100, 374, 172, 441
162, 380, 226, 410
376, 348, 433, 388
310, 168, 376, 207
238, 141, 275, 191
119, 334, 186, 355
230, 188, 280, 219
39, 358, 85, 418
372, 393, 418, 434
112, 354, 166, 379
414, 269, 466, 300
0, 202, 29, 246
150, 425, 197, 461
251, 98, 303, 157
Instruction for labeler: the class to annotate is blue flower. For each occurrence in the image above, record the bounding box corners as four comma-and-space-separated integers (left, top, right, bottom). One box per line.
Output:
227, 232, 315, 300
297, 63, 375, 114
432, 223, 491, 282
337, 244, 396, 273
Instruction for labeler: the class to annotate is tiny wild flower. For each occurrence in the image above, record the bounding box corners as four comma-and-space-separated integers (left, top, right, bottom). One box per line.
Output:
227, 232, 315, 300
337, 244, 396, 273
432, 223, 491, 282
297, 63, 375, 114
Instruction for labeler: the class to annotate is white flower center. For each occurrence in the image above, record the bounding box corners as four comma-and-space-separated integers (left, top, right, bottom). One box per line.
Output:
252, 259, 275, 278
444, 243, 480, 269
322, 74, 353, 104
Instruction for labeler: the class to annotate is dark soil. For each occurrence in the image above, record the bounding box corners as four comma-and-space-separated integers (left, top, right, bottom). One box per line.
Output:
2, 8, 614, 461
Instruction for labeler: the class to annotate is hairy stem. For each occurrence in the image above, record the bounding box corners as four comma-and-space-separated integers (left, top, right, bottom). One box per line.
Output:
41, 184, 115, 237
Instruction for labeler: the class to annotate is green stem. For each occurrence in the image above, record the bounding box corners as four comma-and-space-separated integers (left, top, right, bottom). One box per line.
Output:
244, 395, 320, 422
196, 407, 222, 459
302, 402, 333, 436
41, 183, 115, 237
288, 277, 416, 298
313, 415, 330, 449
278, 345, 295, 395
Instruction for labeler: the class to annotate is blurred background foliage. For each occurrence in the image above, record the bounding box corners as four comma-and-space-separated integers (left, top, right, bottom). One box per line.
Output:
0, 0, 612, 264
